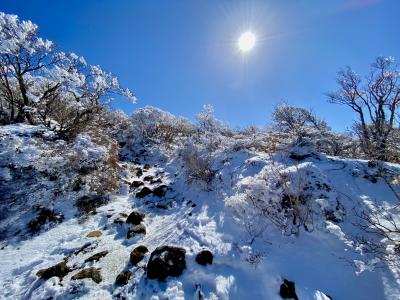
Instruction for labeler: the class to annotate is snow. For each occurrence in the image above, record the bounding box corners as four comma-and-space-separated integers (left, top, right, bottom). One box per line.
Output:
1, 124, 400, 299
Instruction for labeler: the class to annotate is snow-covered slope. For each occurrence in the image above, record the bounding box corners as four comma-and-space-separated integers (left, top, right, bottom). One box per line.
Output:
1, 124, 400, 300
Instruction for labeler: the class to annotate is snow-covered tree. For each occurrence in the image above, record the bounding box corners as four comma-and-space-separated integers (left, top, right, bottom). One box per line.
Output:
0, 12, 135, 136
327, 56, 400, 161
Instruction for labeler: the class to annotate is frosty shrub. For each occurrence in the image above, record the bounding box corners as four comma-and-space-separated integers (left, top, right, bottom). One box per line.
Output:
180, 144, 215, 189
352, 199, 400, 268
227, 162, 314, 236
127, 106, 195, 154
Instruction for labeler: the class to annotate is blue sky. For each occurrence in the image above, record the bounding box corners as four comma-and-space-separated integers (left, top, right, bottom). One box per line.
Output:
2, 0, 399, 131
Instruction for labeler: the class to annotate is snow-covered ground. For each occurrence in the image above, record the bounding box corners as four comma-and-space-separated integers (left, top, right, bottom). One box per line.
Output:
1, 125, 400, 299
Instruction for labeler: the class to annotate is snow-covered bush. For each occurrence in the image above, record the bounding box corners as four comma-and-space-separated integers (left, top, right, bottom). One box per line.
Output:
226, 162, 313, 235
180, 144, 215, 189
125, 106, 195, 156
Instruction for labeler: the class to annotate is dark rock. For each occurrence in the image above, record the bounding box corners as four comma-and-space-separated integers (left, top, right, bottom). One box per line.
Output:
76, 194, 108, 216
280, 279, 298, 300
130, 245, 149, 265
36, 260, 71, 280
195, 250, 213, 266
74, 242, 93, 255
289, 153, 311, 161
120, 213, 128, 217
72, 267, 102, 283
153, 185, 167, 197
115, 270, 132, 285
113, 217, 125, 224
84, 251, 108, 263
151, 178, 162, 184
135, 168, 143, 177
147, 246, 186, 280
136, 187, 152, 198
126, 211, 145, 225
28, 207, 64, 233
143, 175, 154, 182
131, 180, 144, 188
155, 203, 168, 210
143, 164, 151, 170
127, 224, 146, 238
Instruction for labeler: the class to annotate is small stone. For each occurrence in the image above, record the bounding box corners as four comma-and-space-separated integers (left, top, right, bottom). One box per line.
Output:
131, 181, 144, 188
155, 203, 168, 209
84, 251, 109, 263
113, 218, 125, 224
153, 185, 167, 197
195, 250, 213, 266
143, 175, 154, 182
143, 164, 151, 170
72, 267, 102, 284
280, 279, 298, 300
115, 270, 132, 285
126, 211, 145, 225
127, 224, 146, 239
130, 245, 148, 265
86, 230, 102, 238
136, 187, 152, 198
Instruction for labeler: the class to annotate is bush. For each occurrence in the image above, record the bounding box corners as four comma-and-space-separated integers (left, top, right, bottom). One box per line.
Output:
181, 144, 215, 189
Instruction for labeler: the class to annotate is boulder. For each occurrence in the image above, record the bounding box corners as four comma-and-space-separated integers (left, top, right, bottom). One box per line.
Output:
127, 224, 146, 238
72, 267, 102, 283
152, 185, 167, 197
130, 245, 148, 265
126, 211, 145, 225
36, 260, 71, 280
86, 230, 102, 238
143, 164, 151, 170
147, 246, 186, 280
195, 250, 213, 266
84, 251, 108, 263
115, 270, 132, 286
280, 279, 298, 300
136, 187, 152, 198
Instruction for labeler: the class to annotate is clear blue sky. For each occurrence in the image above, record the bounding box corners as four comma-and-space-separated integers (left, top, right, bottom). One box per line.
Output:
2, 0, 399, 131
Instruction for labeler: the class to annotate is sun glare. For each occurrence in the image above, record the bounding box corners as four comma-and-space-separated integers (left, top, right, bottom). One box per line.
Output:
238, 31, 256, 53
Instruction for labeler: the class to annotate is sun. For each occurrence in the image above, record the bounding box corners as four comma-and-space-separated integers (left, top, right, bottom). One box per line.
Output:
238, 31, 256, 53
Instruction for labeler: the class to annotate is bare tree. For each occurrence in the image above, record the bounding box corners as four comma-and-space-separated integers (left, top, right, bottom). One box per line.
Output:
272, 103, 330, 145
327, 57, 400, 161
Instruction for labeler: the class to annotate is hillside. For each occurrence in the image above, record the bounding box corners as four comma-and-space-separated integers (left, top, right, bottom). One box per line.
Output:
1, 123, 400, 300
